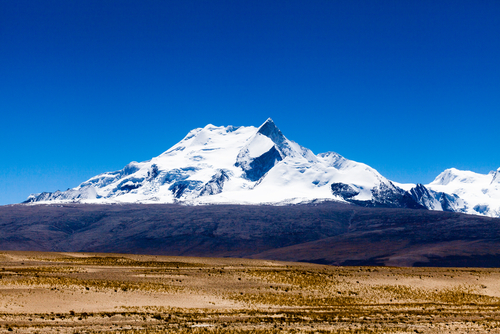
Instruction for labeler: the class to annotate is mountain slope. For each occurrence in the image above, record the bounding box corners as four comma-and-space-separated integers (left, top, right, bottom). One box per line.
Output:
2, 203, 500, 267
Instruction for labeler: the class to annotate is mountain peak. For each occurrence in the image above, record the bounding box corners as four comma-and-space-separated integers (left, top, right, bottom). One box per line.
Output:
431, 168, 459, 186
257, 118, 285, 146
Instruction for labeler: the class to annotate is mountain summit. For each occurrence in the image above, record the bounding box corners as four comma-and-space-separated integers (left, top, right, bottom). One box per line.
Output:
256, 118, 286, 145
25, 119, 500, 217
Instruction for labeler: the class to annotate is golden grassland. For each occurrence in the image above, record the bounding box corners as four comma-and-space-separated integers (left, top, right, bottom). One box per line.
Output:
0, 251, 499, 333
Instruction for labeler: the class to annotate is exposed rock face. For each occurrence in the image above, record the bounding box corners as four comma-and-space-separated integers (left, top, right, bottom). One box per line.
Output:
331, 183, 359, 199
236, 146, 283, 182
199, 169, 231, 196
436, 192, 466, 212
169, 181, 201, 199
331, 181, 424, 209
349, 183, 425, 209
409, 184, 442, 210
408, 183, 468, 213
235, 118, 290, 182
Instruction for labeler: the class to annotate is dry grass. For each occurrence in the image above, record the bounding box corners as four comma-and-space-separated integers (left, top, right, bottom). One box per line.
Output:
0, 275, 183, 293
243, 269, 339, 289
1, 251, 500, 333
78, 328, 410, 334
373, 283, 500, 305
231, 291, 358, 307
48, 256, 206, 268
1, 266, 85, 274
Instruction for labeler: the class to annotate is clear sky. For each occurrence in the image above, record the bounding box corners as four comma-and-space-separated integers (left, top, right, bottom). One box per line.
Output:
1, 0, 499, 205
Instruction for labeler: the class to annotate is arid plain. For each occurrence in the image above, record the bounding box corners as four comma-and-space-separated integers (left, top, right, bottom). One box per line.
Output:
0, 251, 499, 333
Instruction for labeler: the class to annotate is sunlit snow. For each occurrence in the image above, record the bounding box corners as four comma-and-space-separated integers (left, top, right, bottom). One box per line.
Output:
25, 119, 500, 218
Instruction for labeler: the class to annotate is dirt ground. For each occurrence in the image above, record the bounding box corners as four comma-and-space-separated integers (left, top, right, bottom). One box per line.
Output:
0, 251, 499, 333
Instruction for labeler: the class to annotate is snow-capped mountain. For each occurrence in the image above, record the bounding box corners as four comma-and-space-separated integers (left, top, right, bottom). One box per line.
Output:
426, 168, 500, 217
25, 119, 421, 208
406, 183, 466, 213
24, 118, 499, 218
395, 166, 500, 218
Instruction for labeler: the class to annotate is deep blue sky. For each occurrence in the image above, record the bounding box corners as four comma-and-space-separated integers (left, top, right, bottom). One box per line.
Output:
1, 0, 499, 205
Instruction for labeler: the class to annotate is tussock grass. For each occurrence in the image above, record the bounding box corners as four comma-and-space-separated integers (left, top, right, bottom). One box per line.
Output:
373, 284, 500, 305
133, 268, 199, 274
1, 266, 84, 274
78, 328, 411, 334
244, 269, 339, 290
432, 286, 500, 304
372, 284, 426, 301
232, 292, 357, 307
1, 275, 183, 293
50, 256, 205, 268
